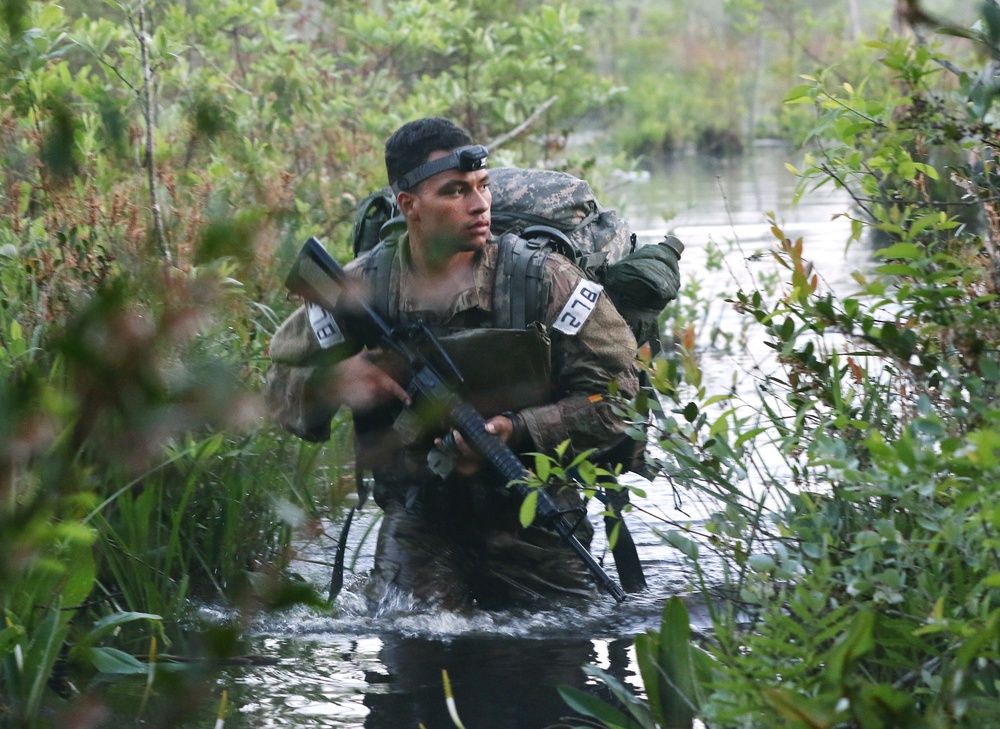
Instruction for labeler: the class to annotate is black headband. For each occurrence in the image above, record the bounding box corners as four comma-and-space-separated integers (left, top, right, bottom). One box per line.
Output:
391, 144, 489, 194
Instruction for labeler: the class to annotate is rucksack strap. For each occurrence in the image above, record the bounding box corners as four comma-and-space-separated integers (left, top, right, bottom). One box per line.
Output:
360, 239, 401, 322
364, 234, 554, 331
495, 234, 551, 330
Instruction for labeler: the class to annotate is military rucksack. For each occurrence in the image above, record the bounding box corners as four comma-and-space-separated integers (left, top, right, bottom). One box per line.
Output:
350, 166, 683, 352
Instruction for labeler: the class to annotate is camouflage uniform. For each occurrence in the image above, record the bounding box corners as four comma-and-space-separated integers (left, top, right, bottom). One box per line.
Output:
267, 232, 638, 610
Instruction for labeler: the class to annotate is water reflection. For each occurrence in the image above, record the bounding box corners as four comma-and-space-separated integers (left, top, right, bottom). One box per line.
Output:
366, 635, 592, 729
221, 631, 640, 729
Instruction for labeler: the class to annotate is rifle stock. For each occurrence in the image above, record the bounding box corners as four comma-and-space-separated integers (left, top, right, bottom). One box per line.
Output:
286, 237, 626, 603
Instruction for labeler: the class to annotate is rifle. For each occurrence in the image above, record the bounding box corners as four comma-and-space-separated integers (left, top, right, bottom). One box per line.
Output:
285, 237, 627, 603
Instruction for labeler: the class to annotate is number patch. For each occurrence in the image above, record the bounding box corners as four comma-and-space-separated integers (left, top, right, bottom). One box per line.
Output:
553, 279, 603, 336
307, 301, 345, 349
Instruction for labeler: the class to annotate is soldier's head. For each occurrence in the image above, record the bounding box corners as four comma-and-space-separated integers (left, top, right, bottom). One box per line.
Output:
385, 118, 492, 270
385, 117, 476, 190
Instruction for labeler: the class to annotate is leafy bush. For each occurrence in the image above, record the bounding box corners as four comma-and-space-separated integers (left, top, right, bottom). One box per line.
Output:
574, 5, 1000, 727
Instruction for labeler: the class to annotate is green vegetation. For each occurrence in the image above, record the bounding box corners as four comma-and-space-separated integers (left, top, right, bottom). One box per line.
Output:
564, 3, 1000, 727
0, 0, 612, 723
7, 0, 1000, 725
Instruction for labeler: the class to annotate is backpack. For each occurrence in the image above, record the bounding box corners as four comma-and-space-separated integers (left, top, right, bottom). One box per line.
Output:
350, 167, 683, 352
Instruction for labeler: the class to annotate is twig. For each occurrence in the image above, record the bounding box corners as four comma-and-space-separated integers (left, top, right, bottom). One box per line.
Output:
132, 2, 172, 266
487, 96, 558, 151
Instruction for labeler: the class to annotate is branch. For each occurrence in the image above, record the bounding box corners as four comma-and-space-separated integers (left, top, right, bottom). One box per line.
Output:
487, 96, 558, 151
133, 2, 172, 267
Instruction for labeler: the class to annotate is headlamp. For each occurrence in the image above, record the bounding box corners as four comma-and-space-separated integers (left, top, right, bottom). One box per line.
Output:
391, 144, 489, 194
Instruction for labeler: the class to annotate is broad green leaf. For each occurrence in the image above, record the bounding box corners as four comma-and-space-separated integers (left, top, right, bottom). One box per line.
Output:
60, 545, 96, 610
581, 665, 657, 728
557, 686, 631, 728
534, 454, 551, 483
825, 610, 875, 687
874, 242, 921, 260
874, 263, 919, 277
657, 597, 697, 727
77, 646, 148, 675
79, 611, 163, 647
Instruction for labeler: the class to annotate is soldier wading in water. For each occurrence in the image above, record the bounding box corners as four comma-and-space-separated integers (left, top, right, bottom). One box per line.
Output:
267, 117, 640, 611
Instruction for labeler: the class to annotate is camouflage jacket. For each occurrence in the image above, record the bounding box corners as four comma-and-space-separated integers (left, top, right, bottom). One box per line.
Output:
266, 232, 639, 506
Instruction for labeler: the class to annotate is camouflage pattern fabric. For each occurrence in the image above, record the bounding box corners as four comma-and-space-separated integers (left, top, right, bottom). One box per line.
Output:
366, 493, 596, 611
487, 167, 634, 269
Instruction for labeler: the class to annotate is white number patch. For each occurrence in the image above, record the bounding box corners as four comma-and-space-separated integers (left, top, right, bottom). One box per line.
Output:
553, 279, 603, 336
307, 301, 345, 349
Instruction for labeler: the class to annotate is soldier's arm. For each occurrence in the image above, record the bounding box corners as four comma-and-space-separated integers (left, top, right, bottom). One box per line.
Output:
516, 256, 639, 457
265, 304, 408, 441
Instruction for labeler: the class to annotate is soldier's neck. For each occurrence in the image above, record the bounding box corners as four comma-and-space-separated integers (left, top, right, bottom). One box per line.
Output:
406, 245, 477, 312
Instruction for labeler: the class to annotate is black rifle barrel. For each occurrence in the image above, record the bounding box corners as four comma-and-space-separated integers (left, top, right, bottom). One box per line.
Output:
286, 237, 626, 603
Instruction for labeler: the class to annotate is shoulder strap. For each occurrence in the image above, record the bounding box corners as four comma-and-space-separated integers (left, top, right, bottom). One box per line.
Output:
359, 239, 401, 322
494, 234, 552, 330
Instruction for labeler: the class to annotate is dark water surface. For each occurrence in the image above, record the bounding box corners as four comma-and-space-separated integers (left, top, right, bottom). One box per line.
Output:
206, 146, 868, 728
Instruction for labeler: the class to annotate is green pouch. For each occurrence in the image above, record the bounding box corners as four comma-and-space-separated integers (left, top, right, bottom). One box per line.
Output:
601, 238, 682, 311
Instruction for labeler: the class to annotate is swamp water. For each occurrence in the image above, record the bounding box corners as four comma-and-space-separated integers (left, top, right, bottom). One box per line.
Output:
194, 146, 871, 728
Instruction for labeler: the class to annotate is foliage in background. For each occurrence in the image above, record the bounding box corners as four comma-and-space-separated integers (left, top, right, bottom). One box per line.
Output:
593, 0, 929, 162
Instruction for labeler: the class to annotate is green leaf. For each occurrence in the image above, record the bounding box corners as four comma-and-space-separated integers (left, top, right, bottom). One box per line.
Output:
985, 0, 1000, 45
557, 686, 631, 728
635, 633, 663, 725
657, 597, 698, 727
663, 529, 699, 560
784, 84, 813, 103
874, 263, 919, 277
825, 610, 875, 687
534, 453, 551, 483
682, 402, 699, 423
581, 665, 658, 728
734, 427, 766, 449
78, 612, 163, 647
77, 647, 148, 675
519, 490, 539, 528
762, 687, 838, 728
60, 546, 96, 610
0, 624, 26, 659
874, 242, 921, 260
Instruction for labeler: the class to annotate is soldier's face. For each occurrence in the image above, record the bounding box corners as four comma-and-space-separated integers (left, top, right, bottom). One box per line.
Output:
398, 152, 492, 267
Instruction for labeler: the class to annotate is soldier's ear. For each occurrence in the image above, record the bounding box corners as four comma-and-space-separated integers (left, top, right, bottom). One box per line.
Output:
396, 190, 418, 220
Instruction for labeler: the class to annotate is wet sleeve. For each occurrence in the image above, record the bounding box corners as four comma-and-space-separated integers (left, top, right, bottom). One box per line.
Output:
517, 256, 640, 456
265, 303, 360, 442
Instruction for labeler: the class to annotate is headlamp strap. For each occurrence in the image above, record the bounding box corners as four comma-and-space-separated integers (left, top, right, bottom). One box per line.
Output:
391, 144, 489, 194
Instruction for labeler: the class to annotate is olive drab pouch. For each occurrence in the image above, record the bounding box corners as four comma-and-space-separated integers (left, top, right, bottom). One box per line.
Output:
601, 235, 684, 353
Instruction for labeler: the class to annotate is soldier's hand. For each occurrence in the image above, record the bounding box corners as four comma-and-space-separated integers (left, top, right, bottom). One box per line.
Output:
328, 350, 410, 412
438, 415, 515, 477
